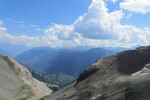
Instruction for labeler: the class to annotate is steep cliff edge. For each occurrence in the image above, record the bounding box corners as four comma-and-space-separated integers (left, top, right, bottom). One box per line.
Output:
47, 46, 150, 100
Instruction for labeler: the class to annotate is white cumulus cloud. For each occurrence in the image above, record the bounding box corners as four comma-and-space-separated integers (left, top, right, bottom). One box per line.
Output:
74, 0, 123, 39
44, 24, 79, 40
0, 21, 41, 46
120, 0, 150, 14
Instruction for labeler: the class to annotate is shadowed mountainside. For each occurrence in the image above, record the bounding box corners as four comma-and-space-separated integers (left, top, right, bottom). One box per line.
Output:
46, 46, 150, 100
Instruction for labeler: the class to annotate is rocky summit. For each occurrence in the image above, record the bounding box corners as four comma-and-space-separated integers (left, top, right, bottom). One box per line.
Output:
46, 46, 150, 100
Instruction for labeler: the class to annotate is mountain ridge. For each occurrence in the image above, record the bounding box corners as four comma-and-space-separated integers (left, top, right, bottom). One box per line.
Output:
15, 47, 114, 76
46, 46, 150, 100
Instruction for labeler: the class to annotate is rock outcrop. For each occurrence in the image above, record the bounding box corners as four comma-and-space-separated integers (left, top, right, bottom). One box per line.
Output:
47, 46, 150, 100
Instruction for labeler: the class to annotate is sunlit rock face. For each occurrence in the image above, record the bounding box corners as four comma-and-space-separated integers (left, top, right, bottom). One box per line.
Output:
131, 63, 150, 76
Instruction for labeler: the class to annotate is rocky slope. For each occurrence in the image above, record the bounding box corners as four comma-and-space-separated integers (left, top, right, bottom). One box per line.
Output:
46, 46, 150, 100
0, 56, 52, 100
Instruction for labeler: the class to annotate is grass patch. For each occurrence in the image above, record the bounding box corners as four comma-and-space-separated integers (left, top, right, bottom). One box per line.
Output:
15, 85, 34, 100
0, 56, 14, 67
47, 83, 61, 92
0, 98, 4, 100
0, 56, 20, 75
18, 96, 29, 100
0, 97, 8, 100
39, 95, 51, 100
18, 95, 32, 100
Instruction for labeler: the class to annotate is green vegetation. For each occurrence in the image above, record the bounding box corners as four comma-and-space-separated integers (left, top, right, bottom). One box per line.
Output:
39, 95, 51, 100
0, 56, 14, 67
47, 83, 61, 92
0, 56, 20, 75
16, 85, 34, 100
30, 69, 76, 88
125, 87, 137, 100
0, 98, 5, 100
18, 96, 31, 100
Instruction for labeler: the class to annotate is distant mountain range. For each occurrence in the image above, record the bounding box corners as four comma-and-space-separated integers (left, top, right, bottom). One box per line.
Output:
15, 45, 140, 77
3, 44, 139, 77
0, 43, 32, 57
15, 47, 116, 76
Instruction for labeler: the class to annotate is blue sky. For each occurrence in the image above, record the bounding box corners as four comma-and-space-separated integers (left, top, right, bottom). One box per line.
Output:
0, 0, 91, 36
1, 0, 91, 24
0, 0, 150, 48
